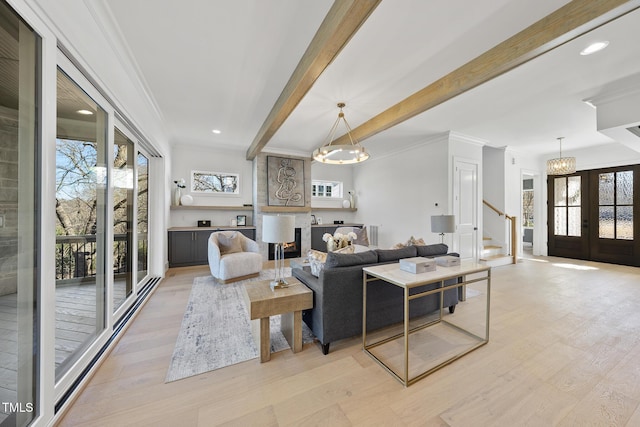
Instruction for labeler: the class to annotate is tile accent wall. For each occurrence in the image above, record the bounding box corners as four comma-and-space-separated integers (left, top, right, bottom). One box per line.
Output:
253, 153, 312, 260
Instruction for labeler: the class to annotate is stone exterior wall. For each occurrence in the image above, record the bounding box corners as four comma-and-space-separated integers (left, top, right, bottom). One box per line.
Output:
0, 116, 18, 296
253, 153, 312, 260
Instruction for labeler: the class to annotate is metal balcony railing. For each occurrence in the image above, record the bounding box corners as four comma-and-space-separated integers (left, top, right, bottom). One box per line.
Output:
55, 233, 148, 281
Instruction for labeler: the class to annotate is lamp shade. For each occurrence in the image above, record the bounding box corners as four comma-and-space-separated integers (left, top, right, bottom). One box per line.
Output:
431, 215, 456, 233
262, 215, 295, 243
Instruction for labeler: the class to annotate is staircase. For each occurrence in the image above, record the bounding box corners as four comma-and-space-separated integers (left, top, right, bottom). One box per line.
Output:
480, 236, 513, 267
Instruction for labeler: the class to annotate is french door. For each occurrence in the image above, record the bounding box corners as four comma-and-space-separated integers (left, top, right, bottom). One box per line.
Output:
548, 165, 640, 266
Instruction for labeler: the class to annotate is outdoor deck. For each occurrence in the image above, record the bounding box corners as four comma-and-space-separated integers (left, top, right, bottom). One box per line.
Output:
0, 280, 126, 422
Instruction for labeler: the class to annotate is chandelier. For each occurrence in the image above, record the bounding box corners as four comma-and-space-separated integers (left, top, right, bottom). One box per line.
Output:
546, 137, 576, 175
312, 102, 369, 164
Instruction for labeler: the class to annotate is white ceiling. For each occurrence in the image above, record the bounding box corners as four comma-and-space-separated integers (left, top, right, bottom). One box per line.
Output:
102, 0, 640, 159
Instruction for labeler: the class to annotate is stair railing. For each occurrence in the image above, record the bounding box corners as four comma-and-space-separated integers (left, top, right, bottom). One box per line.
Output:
482, 200, 517, 265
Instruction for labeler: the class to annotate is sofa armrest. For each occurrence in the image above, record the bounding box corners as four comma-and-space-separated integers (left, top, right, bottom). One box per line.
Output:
292, 267, 322, 294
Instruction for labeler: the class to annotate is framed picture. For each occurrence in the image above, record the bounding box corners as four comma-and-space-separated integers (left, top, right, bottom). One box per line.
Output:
236, 215, 246, 226
267, 156, 305, 206
191, 170, 240, 195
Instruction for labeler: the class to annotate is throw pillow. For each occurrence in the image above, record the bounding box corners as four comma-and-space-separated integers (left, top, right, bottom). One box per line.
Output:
217, 232, 242, 255
307, 249, 327, 263
335, 245, 355, 254
406, 235, 426, 246
307, 249, 327, 277
353, 227, 369, 246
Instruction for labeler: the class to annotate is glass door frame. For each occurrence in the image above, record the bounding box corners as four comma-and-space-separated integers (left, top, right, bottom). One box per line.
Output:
548, 165, 640, 267
135, 148, 151, 288
53, 50, 115, 400
112, 120, 146, 322
587, 164, 640, 266
547, 171, 590, 260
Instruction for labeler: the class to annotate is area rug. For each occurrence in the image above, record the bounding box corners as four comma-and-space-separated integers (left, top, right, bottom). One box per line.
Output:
165, 268, 314, 382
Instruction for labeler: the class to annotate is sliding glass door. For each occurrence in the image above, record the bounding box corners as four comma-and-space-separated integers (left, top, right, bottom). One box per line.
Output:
55, 68, 108, 380
137, 152, 149, 284
113, 128, 134, 315
0, 2, 40, 425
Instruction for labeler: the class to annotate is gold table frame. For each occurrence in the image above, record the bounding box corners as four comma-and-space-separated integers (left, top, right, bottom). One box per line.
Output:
362, 260, 491, 386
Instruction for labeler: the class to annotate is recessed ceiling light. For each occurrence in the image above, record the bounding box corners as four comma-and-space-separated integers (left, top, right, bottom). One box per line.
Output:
580, 41, 609, 56
77, 109, 93, 115
212, 129, 221, 134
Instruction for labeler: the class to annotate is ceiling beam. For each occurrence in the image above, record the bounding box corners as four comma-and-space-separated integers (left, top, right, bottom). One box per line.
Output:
245, 0, 381, 160
331, 0, 640, 146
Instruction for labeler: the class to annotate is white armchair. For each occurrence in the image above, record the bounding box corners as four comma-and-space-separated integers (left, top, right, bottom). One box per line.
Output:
208, 231, 262, 283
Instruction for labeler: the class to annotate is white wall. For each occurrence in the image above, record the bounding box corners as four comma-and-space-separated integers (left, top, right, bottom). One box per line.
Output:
170, 144, 254, 227
353, 135, 450, 249
506, 148, 544, 256
310, 162, 356, 224
482, 146, 507, 246
563, 142, 640, 170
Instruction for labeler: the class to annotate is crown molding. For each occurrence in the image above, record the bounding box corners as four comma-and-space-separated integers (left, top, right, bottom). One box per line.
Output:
85, 1, 165, 124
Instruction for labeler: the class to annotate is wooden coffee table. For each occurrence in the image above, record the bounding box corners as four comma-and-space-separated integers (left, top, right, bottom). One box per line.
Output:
242, 277, 313, 362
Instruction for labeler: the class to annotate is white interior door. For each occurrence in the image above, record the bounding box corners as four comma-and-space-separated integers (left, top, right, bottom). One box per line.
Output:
453, 159, 479, 261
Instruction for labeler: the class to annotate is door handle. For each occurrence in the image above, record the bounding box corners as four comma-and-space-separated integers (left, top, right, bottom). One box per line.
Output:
473, 227, 478, 231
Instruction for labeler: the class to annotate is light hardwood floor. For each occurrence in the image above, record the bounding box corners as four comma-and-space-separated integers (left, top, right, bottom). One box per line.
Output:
57, 256, 640, 426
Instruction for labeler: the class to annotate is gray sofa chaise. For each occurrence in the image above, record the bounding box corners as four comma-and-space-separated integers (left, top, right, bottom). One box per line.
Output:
292, 243, 460, 355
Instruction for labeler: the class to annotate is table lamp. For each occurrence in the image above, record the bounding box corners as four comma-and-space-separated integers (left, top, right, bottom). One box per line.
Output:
262, 215, 295, 289
431, 215, 455, 244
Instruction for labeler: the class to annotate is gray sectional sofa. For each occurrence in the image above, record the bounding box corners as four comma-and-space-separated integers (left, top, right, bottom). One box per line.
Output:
292, 243, 460, 355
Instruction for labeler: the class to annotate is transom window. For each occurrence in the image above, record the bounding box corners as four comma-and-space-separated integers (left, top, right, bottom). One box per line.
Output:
191, 170, 239, 194
312, 180, 342, 198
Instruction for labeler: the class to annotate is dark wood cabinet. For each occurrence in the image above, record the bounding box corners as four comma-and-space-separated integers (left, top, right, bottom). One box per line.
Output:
168, 227, 256, 267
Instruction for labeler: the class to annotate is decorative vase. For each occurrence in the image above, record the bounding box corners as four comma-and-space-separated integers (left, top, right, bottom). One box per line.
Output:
174, 187, 181, 206
326, 239, 337, 252
349, 192, 355, 209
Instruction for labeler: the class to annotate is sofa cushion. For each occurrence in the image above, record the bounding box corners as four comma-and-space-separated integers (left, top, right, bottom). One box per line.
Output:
353, 226, 369, 246
376, 246, 417, 262
217, 232, 242, 255
325, 249, 378, 268
415, 243, 449, 258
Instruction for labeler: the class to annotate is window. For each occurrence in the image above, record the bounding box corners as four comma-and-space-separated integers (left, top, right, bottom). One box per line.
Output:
598, 171, 633, 240
191, 170, 239, 194
553, 176, 581, 237
522, 179, 534, 227
312, 180, 342, 198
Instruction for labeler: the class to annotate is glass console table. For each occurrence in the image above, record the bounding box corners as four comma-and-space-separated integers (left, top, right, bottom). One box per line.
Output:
362, 260, 491, 386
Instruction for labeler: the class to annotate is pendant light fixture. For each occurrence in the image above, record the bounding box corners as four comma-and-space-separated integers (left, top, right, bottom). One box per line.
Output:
546, 137, 576, 175
313, 102, 369, 164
